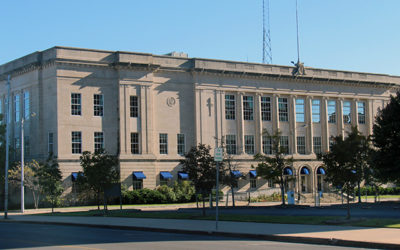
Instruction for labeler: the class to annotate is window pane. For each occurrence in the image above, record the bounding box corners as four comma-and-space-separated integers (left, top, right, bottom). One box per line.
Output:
328, 100, 336, 123
278, 98, 288, 122
357, 101, 365, 124
14, 94, 20, 122
261, 97, 271, 121
280, 136, 289, 154
297, 136, 306, 154
295, 99, 305, 122
94, 94, 104, 116
130, 96, 138, 117
72, 131, 82, 154
71, 93, 81, 116
262, 135, 272, 154
226, 135, 237, 155
94, 132, 104, 153
312, 99, 320, 123
48, 132, 54, 154
177, 134, 185, 155
159, 133, 168, 154
131, 133, 139, 154
244, 135, 254, 155
24, 91, 30, 119
313, 136, 322, 154
225, 95, 235, 120
243, 96, 254, 120
343, 101, 351, 124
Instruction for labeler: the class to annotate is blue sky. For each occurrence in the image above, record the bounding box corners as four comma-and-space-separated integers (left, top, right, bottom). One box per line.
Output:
1, 0, 400, 75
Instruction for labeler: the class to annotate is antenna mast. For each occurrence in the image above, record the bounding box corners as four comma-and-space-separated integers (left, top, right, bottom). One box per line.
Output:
262, 0, 272, 64
295, 0, 300, 63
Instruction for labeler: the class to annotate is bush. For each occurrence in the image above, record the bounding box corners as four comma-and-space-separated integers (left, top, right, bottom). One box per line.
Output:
250, 193, 283, 202
355, 186, 400, 196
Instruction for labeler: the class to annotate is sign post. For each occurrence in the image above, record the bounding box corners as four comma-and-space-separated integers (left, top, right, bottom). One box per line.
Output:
214, 147, 223, 231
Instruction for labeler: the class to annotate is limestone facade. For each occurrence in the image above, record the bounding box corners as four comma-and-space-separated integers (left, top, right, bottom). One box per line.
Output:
0, 46, 399, 196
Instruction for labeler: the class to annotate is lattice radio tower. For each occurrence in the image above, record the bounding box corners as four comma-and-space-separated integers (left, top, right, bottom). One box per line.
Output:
262, 0, 272, 64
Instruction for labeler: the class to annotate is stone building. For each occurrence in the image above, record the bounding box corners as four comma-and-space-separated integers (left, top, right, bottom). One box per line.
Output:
0, 46, 399, 198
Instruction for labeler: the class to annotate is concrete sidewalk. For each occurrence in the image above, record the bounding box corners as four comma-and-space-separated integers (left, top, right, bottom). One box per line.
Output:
1, 213, 400, 249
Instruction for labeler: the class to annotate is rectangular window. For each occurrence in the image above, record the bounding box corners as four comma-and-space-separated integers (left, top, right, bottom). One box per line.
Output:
261, 97, 271, 121
262, 135, 272, 154
131, 133, 139, 154
295, 99, 305, 122
133, 179, 143, 190
278, 98, 288, 122
243, 96, 254, 120
14, 94, 20, 122
225, 95, 235, 120
71, 93, 81, 116
159, 133, 168, 154
357, 101, 366, 124
250, 178, 257, 189
297, 136, 306, 155
280, 136, 289, 154
23, 91, 30, 120
130, 96, 138, 117
48, 132, 54, 154
93, 94, 104, 117
328, 100, 336, 123
24, 136, 30, 157
225, 135, 237, 155
177, 134, 185, 155
72, 131, 82, 154
312, 99, 320, 123
313, 136, 322, 154
94, 132, 104, 153
343, 101, 351, 124
244, 135, 255, 155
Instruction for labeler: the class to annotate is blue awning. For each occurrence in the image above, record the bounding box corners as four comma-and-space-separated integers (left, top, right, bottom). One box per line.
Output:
283, 167, 293, 175
231, 170, 242, 178
178, 172, 189, 180
249, 170, 257, 178
300, 167, 310, 175
317, 167, 326, 175
133, 171, 146, 179
160, 171, 173, 179
71, 172, 83, 182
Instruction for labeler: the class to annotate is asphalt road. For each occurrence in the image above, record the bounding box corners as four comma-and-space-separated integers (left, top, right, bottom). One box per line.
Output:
0, 222, 360, 250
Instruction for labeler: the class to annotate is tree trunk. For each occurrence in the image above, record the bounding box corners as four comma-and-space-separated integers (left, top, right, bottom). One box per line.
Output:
346, 191, 351, 220
357, 181, 361, 203
51, 198, 54, 214
196, 193, 199, 208
97, 192, 100, 210
280, 178, 286, 205
231, 187, 235, 207
202, 192, 206, 216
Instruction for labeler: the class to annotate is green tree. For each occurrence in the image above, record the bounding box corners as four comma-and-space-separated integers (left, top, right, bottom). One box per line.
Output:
253, 130, 293, 205
180, 144, 216, 216
372, 91, 400, 185
36, 155, 63, 213
79, 150, 119, 211
221, 153, 240, 207
319, 127, 370, 219
8, 160, 41, 209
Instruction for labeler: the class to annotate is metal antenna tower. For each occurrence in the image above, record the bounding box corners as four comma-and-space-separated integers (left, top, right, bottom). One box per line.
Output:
262, 0, 272, 64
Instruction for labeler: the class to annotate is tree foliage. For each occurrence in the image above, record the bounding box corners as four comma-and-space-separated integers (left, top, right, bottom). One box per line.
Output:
319, 127, 370, 219
36, 154, 64, 213
79, 150, 119, 211
372, 91, 400, 185
253, 130, 293, 205
180, 144, 216, 215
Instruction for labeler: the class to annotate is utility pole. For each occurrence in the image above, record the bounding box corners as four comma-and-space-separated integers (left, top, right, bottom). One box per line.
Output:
21, 116, 25, 213
4, 75, 11, 219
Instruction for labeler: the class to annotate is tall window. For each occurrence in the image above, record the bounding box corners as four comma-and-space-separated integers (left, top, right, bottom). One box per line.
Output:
14, 94, 20, 122
159, 133, 168, 154
312, 99, 320, 123
130, 96, 138, 117
313, 137, 322, 154
343, 101, 351, 124
278, 98, 288, 122
357, 101, 366, 124
261, 97, 271, 121
225, 135, 237, 155
24, 136, 30, 157
328, 100, 336, 123
243, 96, 254, 120
23, 91, 30, 119
225, 95, 235, 120
244, 135, 255, 155
250, 177, 257, 189
72, 131, 82, 154
177, 134, 185, 155
297, 136, 306, 154
131, 133, 139, 154
94, 132, 104, 152
133, 179, 143, 190
71, 93, 81, 116
280, 136, 289, 154
48, 132, 54, 154
94, 94, 104, 116
262, 135, 272, 154
295, 99, 305, 122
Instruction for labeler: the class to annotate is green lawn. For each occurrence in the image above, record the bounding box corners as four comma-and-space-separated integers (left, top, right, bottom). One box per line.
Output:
39, 209, 400, 229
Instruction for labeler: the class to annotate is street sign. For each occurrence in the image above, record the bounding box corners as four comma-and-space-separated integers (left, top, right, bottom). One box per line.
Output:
214, 148, 223, 162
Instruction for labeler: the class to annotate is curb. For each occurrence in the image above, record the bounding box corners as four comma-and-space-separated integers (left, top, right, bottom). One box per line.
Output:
1, 219, 400, 249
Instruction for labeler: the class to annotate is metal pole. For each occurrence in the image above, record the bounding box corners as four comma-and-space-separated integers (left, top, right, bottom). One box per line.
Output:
295, 0, 301, 63
216, 161, 219, 231
4, 75, 11, 219
21, 117, 24, 213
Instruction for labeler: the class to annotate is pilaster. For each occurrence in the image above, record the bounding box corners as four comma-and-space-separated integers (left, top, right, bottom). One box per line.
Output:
321, 97, 329, 152
306, 96, 313, 154
255, 93, 262, 154
236, 92, 244, 154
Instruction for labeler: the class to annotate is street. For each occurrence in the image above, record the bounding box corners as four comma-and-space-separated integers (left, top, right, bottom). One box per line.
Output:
0, 222, 360, 250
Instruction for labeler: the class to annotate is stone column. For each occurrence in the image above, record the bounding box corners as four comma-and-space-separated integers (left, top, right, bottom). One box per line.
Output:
366, 99, 373, 135
306, 97, 313, 154
140, 86, 148, 154
236, 92, 244, 154
145, 86, 154, 154
254, 93, 262, 154
351, 99, 358, 127
337, 98, 344, 137
119, 84, 128, 155
289, 95, 297, 155
272, 94, 279, 132
321, 97, 329, 152
195, 88, 203, 145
